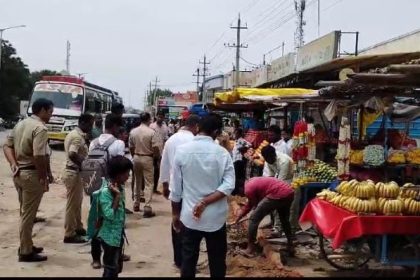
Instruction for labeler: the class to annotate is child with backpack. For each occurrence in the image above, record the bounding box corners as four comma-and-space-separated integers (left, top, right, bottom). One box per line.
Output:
87, 155, 132, 278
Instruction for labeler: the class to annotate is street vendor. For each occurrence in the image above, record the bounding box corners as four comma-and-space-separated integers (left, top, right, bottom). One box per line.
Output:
268, 125, 291, 156
233, 177, 295, 258
261, 145, 293, 183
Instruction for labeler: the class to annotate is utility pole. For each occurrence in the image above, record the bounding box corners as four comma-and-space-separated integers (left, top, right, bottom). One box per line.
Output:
149, 81, 153, 106
66, 40, 71, 74
225, 14, 248, 88
193, 68, 201, 95
317, 0, 321, 37
143, 90, 148, 110
282, 41, 285, 56
152, 76, 160, 110
294, 0, 306, 50
199, 55, 210, 101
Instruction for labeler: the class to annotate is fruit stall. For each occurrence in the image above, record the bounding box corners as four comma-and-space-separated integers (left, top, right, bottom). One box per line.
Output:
297, 60, 420, 276
298, 180, 420, 277
213, 87, 342, 207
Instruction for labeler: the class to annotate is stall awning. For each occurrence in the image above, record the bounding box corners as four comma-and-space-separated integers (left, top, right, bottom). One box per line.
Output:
207, 101, 277, 112
214, 87, 318, 104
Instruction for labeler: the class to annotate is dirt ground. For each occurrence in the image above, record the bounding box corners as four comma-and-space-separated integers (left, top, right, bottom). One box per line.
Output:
0, 130, 415, 277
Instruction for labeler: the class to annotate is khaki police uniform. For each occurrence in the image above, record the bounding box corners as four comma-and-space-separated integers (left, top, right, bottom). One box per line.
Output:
62, 127, 88, 238
6, 115, 48, 255
129, 124, 162, 209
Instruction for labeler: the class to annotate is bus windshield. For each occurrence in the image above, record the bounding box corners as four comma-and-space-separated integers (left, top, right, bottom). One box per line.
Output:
30, 83, 84, 112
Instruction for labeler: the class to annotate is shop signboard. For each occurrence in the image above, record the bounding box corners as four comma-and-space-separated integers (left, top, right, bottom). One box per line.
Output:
223, 71, 256, 89
240, 71, 254, 87
173, 91, 198, 106
157, 97, 174, 107
267, 53, 296, 82
253, 66, 270, 87
296, 30, 340, 72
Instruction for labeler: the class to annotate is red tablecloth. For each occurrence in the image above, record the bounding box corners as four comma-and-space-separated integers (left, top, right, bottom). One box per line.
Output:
299, 198, 420, 249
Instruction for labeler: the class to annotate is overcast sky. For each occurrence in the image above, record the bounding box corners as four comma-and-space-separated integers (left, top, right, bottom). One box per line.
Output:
1, 0, 420, 109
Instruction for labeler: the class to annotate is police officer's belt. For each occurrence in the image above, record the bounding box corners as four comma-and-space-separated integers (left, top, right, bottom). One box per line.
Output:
135, 153, 153, 157
19, 165, 36, 171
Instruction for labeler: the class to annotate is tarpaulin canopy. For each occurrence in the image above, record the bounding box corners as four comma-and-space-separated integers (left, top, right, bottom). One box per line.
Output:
214, 87, 318, 104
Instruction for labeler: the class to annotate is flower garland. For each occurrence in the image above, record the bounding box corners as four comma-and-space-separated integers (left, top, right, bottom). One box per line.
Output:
336, 117, 351, 180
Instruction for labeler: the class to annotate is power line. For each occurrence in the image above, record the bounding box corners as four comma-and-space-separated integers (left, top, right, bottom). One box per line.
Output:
245, 2, 296, 43
205, 31, 227, 57
247, 0, 317, 45
245, 0, 287, 24
212, 48, 235, 73
323, 0, 344, 11
246, 7, 296, 43
204, 0, 262, 59
244, 0, 291, 39
240, 56, 260, 67
240, 0, 264, 16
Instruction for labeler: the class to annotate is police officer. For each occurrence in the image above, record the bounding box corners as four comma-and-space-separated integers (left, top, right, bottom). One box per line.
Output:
3, 98, 53, 262
62, 114, 94, 243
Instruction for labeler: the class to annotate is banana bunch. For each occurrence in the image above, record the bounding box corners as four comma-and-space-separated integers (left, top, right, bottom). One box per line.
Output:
329, 195, 349, 207
316, 189, 339, 201
400, 183, 419, 200
375, 181, 400, 199
406, 148, 420, 165
403, 198, 420, 215
336, 179, 358, 196
354, 181, 376, 199
291, 176, 317, 189
380, 199, 403, 215
350, 150, 364, 165
344, 197, 377, 213
387, 151, 406, 164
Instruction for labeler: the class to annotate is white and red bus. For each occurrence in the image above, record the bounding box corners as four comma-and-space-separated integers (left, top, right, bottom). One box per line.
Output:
27, 75, 122, 141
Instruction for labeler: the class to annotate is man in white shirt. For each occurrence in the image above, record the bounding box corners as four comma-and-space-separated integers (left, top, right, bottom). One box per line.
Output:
261, 145, 293, 182
159, 115, 200, 269
150, 111, 170, 195
89, 114, 125, 157
282, 129, 293, 154
169, 114, 235, 278
268, 125, 291, 156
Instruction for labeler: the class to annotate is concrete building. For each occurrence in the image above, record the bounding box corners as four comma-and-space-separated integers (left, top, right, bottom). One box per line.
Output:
360, 29, 420, 55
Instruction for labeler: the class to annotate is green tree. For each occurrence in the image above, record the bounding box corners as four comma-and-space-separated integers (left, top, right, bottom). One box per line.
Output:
30, 69, 61, 87
0, 40, 32, 118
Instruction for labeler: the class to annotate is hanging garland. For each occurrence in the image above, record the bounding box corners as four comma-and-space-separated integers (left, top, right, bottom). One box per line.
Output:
336, 117, 351, 180
292, 119, 316, 174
